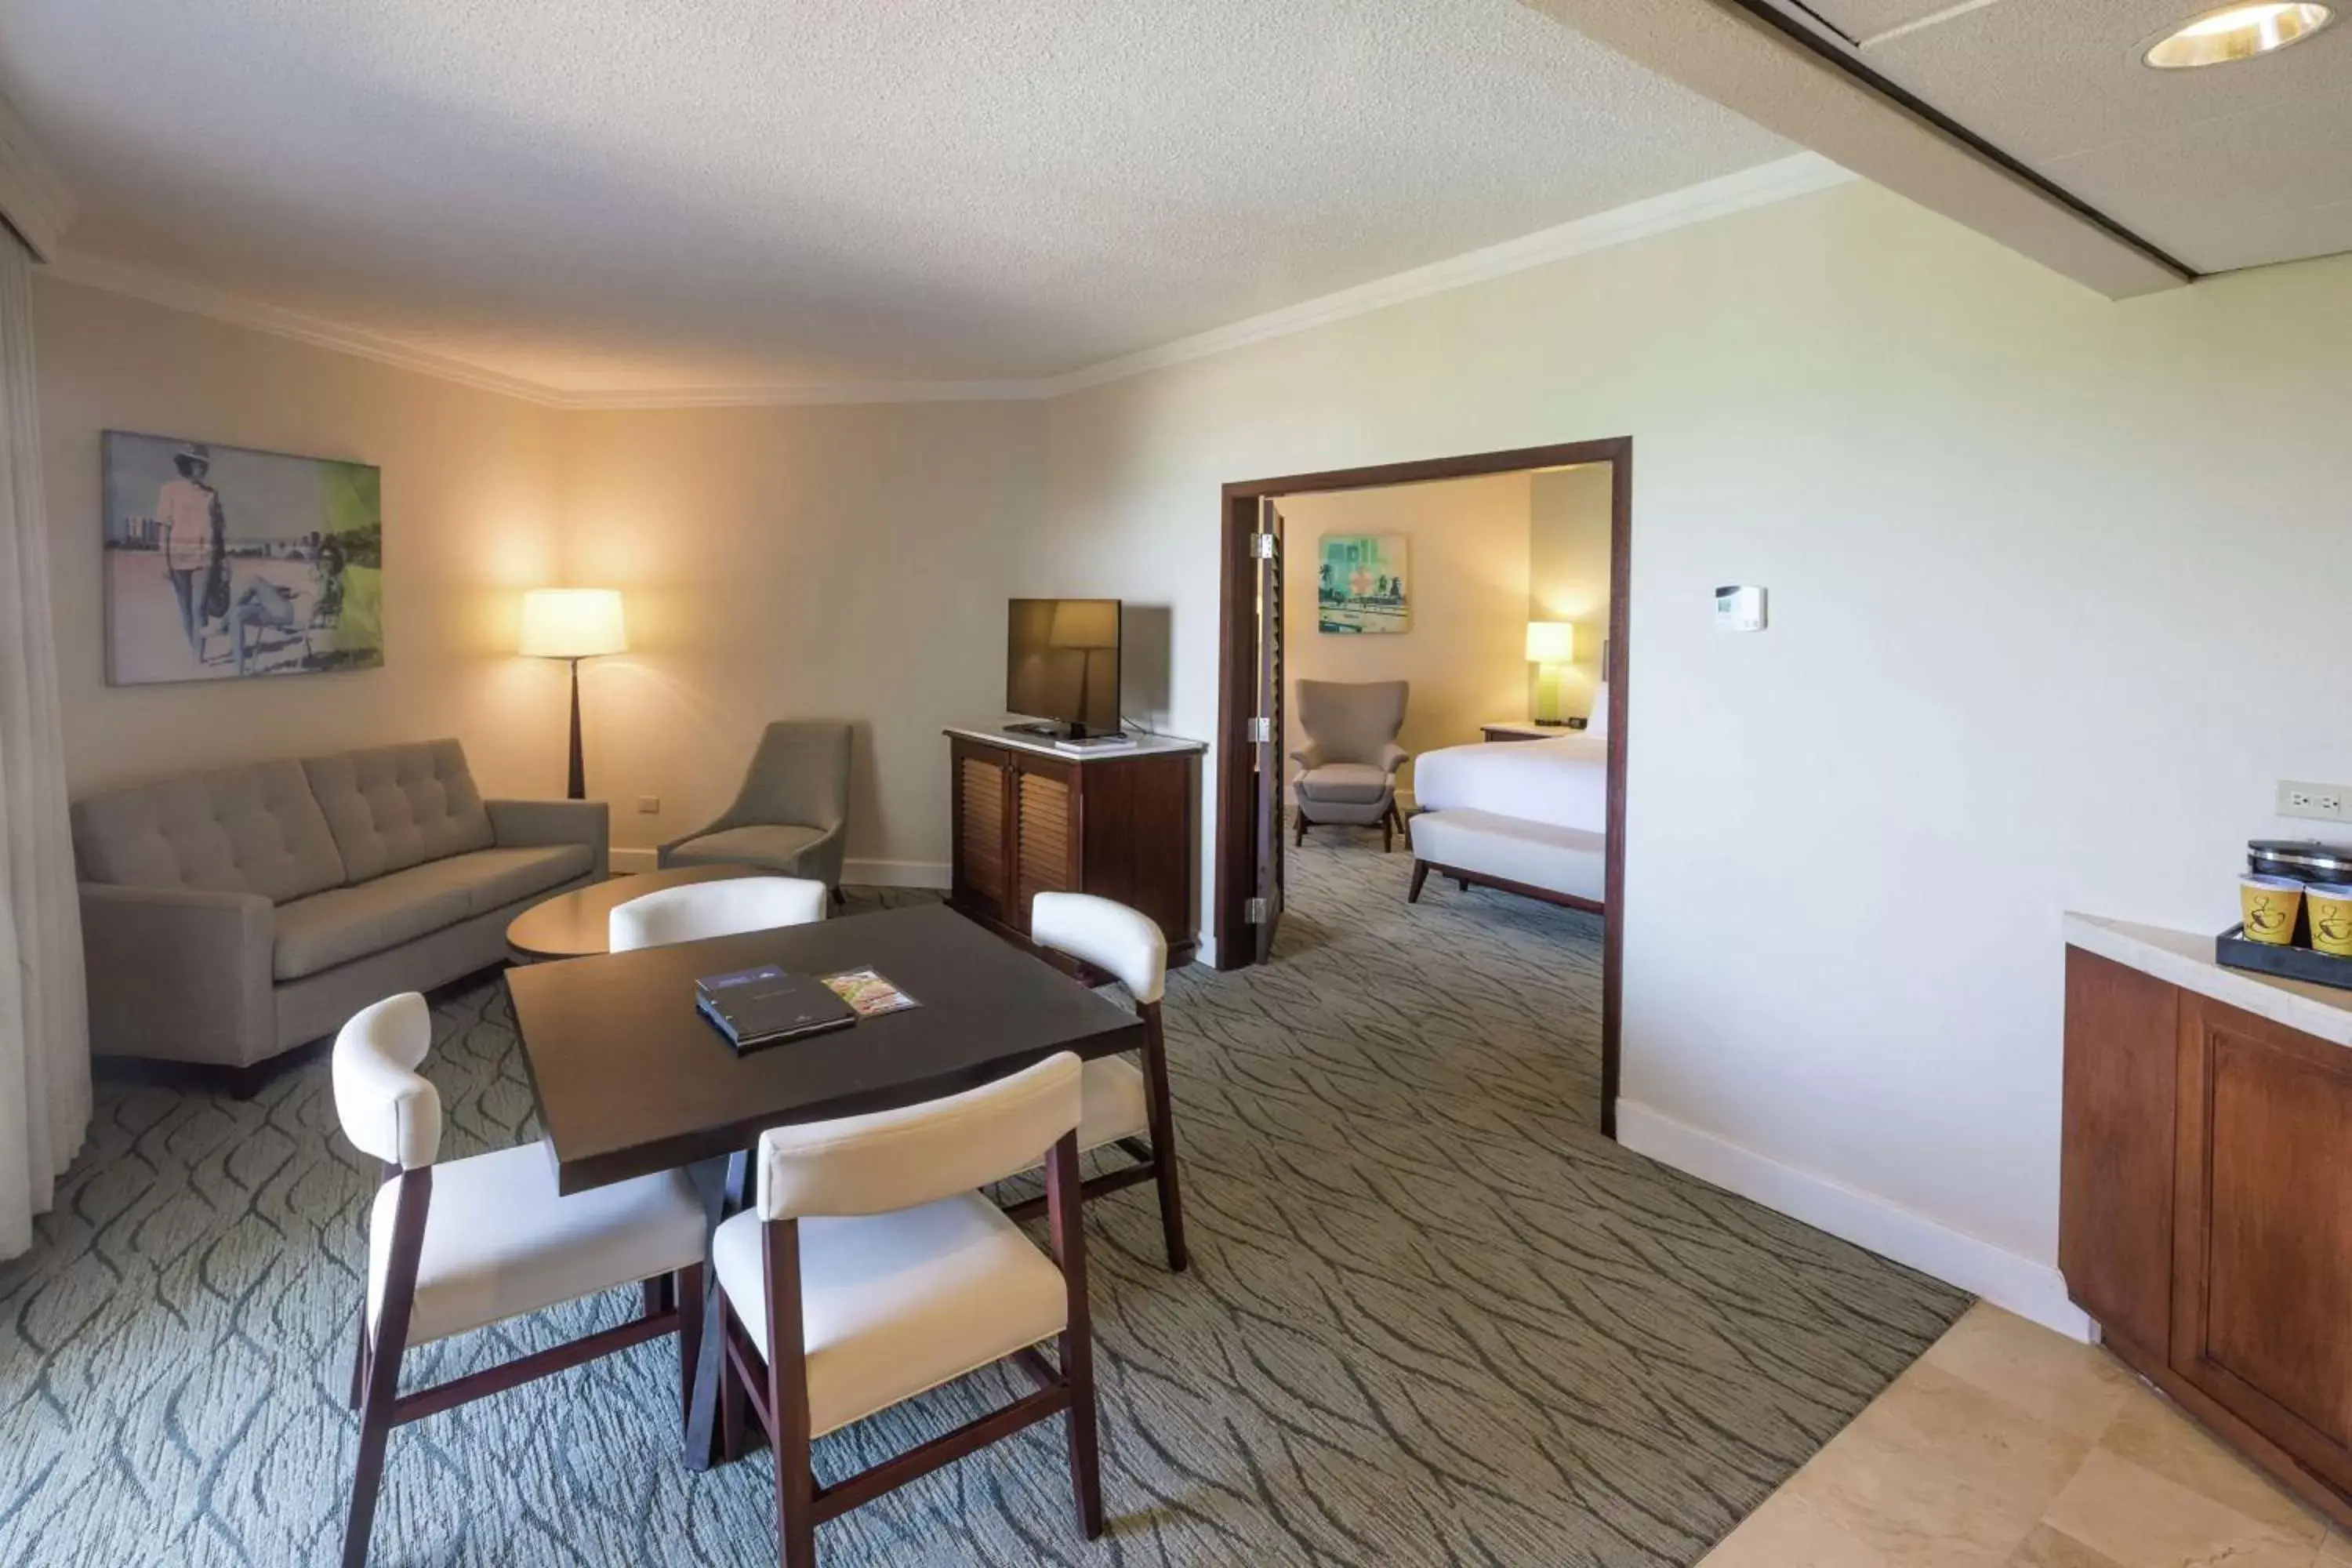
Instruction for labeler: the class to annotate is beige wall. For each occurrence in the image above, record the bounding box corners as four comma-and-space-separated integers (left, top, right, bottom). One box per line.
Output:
34, 277, 568, 800
34, 280, 1040, 878
558, 402, 1040, 875
1279, 474, 1531, 797
1528, 463, 1610, 720
1026, 180, 2352, 1330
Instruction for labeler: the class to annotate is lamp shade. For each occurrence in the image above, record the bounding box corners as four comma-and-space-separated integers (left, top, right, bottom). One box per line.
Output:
520, 589, 626, 659
1524, 620, 1573, 664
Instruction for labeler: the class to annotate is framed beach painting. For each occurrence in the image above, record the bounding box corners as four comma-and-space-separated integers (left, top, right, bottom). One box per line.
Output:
102, 432, 383, 686
1316, 532, 1409, 634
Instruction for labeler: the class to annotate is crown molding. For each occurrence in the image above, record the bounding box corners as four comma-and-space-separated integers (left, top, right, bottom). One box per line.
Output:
559, 378, 1042, 410
44, 151, 1852, 410
43, 249, 566, 405
1032, 151, 1855, 397
0, 91, 74, 260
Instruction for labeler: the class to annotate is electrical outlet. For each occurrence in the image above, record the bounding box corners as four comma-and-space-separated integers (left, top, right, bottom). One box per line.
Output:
635, 795, 661, 815
2278, 780, 2347, 822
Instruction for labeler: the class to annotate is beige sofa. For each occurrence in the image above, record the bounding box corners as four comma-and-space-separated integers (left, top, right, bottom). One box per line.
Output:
73, 739, 604, 1088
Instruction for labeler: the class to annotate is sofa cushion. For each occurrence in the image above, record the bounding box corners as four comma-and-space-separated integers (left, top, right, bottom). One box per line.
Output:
664, 824, 828, 872
436, 844, 596, 916
274, 872, 474, 982
72, 760, 346, 904
270, 844, 597, 980
304, 739, 495, 881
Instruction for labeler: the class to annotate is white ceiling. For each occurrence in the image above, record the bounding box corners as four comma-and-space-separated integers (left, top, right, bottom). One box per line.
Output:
0, 0, 1791, 396
1762, 0, 2352, 274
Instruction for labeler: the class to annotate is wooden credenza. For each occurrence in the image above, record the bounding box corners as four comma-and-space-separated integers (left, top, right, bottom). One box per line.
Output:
2061, 924, 2352, 1529
946, 728, 1203, 967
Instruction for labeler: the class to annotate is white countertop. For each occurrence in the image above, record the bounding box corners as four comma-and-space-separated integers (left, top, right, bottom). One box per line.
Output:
945, 720, 1207, 762
2063, 912, 2352, 1048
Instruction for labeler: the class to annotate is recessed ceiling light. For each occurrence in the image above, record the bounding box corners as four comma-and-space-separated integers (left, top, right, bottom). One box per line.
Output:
2143, 3, 2336, 68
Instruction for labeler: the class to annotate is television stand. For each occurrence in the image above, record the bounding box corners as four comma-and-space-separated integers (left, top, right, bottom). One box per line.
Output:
946, 727, 1205, 968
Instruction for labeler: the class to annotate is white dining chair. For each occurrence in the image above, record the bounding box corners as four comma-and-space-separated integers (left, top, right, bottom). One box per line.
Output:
332, 992, 707, 1568
1018, 891, 1188, 1270
608, 874, 829, 952
711, 1051, 1101, 1568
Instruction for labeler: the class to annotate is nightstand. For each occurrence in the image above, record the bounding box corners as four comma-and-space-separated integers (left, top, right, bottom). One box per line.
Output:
1479, 721, 1579, 742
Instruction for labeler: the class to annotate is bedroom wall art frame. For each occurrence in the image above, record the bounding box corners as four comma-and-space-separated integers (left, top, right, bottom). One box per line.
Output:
1315, 532, 1410, 633
101, 430, 383, 687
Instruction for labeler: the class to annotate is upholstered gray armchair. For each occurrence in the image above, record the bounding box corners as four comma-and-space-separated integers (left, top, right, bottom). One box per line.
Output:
1290, 680, 1410, 851
659, 720, 851, 892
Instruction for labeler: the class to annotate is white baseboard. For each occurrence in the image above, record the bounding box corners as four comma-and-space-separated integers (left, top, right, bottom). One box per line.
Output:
604, 850, 950, 889
844, 858, 951, 889
1615, 1099, 2092, 1342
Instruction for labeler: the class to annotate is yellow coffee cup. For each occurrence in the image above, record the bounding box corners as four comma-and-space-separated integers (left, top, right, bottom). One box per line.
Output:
2238, 875, 2303, 946
2307, 882, 2352, 958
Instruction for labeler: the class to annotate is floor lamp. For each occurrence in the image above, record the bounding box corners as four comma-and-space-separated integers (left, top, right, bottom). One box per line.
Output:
520, 589, 627, 800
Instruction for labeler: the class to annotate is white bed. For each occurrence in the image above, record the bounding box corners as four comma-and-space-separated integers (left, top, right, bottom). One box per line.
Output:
1410, 731, 1609, 830
1406, 729, 1610, 912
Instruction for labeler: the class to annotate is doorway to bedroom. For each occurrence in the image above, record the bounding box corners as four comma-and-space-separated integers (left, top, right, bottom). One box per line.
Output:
1211, 440, 1630, 1134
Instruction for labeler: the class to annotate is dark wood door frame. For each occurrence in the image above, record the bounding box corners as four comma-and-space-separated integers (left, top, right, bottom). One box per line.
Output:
1214, 438, 1632, 1136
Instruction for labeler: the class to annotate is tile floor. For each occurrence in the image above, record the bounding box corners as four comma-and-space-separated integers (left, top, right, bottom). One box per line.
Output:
1700, 1304, 2349, 1568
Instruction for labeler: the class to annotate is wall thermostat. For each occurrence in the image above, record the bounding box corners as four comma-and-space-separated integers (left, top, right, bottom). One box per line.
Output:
1715, 584, 1767, 632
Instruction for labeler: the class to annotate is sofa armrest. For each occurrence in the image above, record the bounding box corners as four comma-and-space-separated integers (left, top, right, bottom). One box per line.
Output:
79, 883, 275, 1068
1378, 742, 1409, 776
487, 798, 609, 880
1290, 744, 1323, 771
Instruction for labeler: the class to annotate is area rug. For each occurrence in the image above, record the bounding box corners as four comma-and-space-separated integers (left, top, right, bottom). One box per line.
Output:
0, 849, 1966, 1566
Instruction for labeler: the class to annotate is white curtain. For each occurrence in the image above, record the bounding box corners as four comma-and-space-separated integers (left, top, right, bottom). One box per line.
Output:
0, 229, 88, 1260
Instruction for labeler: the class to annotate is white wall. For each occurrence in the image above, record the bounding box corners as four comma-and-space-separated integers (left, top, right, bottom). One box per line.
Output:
1030, 180, 2352, 1330
1280, 473, 1533, 797
1528, 463, 1610, 720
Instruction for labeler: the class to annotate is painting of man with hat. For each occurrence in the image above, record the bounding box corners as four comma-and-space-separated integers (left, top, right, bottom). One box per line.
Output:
101, 431, 383, 685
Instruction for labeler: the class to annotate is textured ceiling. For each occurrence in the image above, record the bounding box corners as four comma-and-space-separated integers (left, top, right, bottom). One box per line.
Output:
1763, 0, 2352, 274
0, 0, 1789, 394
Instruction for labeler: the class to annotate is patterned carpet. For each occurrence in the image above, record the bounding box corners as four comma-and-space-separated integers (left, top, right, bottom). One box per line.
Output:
0, 839, 1967, 1566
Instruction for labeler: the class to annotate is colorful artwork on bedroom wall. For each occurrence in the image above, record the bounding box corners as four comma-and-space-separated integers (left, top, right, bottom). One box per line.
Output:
102, 431, 383, 686
1316, 533, 1409, 634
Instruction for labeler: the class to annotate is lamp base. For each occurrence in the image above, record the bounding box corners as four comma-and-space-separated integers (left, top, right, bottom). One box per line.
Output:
1532, 662, 1565, 726
566, 657, 586, 800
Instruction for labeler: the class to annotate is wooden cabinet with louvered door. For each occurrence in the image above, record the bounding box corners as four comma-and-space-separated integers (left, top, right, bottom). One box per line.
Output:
949, 736, 1012, 927
944, 728, 1205, 967
1011, 754, 1080, 916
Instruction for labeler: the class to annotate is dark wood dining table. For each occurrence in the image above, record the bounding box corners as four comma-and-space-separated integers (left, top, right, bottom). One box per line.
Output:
502, 899, 1145, 1468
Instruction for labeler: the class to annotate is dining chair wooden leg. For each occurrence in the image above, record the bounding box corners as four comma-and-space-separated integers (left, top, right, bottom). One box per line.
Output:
1138, 1002, 1189, 1273
717, 1320, 746, 1465
1047, 1134, 1104, 1539
345, 1168, 427, 1568
764, 1220, 818, 1568
674, 1265, 703, 1437
347, 1310, 369, 1411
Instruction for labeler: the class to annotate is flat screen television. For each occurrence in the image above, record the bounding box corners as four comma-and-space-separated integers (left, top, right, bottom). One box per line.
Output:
1005, 598, 1122, 739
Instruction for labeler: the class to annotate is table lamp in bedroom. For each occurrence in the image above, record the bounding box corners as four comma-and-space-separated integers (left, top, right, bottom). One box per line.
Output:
1526, 621, 1573, 726
520, 588, 627, 800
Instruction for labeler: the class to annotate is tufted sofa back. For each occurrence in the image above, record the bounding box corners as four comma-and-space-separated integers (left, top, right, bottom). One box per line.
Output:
73, 739, 498, 902
302, 739, 495, 882
72, 759, 348, 904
